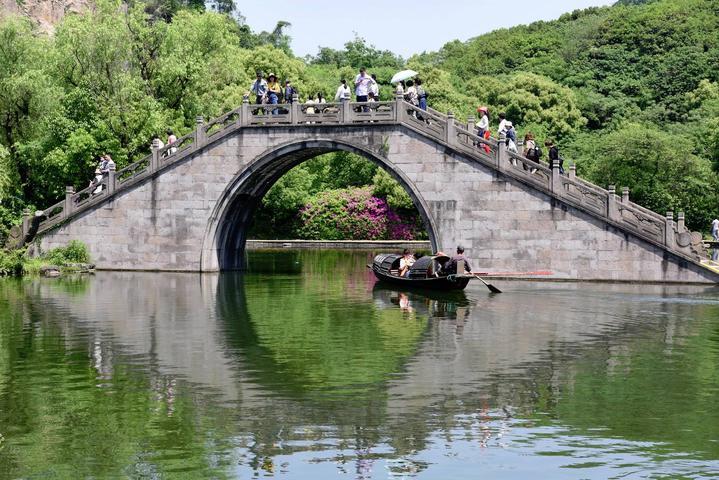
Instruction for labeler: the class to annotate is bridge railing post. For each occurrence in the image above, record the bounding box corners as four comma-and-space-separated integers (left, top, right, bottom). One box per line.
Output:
241, 97, 250, 126
395, 93, 404, 123
607, 185, 618, 221
195, 115, 206, 147
677, 211, 686, 233
569, 164, 576, 180
291, 94, 300, 125
445, 111, 456, 146
150, 138, 160, 172
497, 140, 507, 172
621, 186, 629, 204
466, 115, 475, 134
64, 186, 75, 218
665, 211, 675, 248
106, 164, 116, 195
551, 159, 561, 193
342, 99, 352, 124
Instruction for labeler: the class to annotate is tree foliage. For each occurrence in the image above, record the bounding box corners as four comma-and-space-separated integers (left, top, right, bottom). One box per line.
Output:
580, 124, 718, 229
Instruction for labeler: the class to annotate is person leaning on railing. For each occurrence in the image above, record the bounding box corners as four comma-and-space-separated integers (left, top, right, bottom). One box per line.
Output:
404, 80, 419, 118
266, 73, 282, 115
166, 129, 177, 155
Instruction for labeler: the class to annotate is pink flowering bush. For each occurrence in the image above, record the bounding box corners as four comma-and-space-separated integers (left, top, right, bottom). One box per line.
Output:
297, 187, 425, 240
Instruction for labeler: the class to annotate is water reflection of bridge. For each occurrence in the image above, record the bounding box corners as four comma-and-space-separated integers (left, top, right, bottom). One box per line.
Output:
20, 270, 719, 471
26, 272, 710, 408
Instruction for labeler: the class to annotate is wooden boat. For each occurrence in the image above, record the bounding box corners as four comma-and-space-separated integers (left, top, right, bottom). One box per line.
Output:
369, 253, 473, 291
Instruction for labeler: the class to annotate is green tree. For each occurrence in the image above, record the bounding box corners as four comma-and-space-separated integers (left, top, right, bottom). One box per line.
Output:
581, 123, 718, 231
0, 18, 61, 202
311, 34, 403, 70
469, 72, 586, 139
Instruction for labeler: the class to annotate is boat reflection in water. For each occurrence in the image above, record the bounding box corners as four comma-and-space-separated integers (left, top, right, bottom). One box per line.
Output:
371, 283, 471, 322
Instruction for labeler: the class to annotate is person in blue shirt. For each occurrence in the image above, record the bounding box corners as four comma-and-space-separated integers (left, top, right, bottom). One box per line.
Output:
250, 71, 268, 105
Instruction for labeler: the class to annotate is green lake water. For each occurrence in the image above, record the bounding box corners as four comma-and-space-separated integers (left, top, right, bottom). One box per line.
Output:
1, 249, 719, 479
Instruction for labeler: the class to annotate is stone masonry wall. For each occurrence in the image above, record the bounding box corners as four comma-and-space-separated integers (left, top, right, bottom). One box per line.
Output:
39, 125, 718, 283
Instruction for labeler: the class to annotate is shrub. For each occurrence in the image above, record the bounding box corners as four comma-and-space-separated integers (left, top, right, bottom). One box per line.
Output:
0, 248, 25, 276
44, 240, 91, 265
297, 187, 424, 240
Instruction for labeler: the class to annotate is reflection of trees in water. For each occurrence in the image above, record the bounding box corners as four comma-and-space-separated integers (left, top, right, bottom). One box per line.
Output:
4, 268, 719, 476
0, 279, 236, 478
214, 270, 433, 472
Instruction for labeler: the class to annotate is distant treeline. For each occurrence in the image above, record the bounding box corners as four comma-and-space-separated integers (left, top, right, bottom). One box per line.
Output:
0, 0, 717, 240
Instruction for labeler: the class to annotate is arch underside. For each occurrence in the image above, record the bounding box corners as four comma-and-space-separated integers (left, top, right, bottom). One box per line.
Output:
205, 141, 439, 271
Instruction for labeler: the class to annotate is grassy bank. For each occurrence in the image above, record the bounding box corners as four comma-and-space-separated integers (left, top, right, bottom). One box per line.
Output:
0, 240, 92, 276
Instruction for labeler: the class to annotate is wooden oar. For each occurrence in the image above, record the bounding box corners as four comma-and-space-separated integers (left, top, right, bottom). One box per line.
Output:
474, 274, 502, 294
474, 270, 553, 277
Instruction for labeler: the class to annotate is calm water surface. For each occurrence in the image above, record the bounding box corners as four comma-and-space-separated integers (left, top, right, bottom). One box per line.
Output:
1, 250, 719, 479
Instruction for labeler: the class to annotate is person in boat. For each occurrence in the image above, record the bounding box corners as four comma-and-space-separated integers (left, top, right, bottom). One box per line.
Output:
398, 248, 416, 277
442, 245, 473, 275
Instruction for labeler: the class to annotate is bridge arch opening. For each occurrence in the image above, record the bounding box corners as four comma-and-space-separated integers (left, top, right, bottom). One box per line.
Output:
201, 139, 439, 271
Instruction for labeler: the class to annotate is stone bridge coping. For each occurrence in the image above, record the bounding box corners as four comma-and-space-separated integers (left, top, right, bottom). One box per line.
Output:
29, 96, 708, 268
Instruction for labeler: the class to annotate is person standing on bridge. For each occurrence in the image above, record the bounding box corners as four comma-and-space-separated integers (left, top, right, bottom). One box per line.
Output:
476, 107, 489, 138
266, 73, 282, 115
250, 72, 268, 108
354, 67, 373, 106
545, 139, 564, 174
712, 218, 719, 241
416, 79, 428, 112
100, 154, 115, 174
166, 129, 177, 155
335, 79, 351, 103
497, 112, 509, 136
505, 121, 518, 156
523, 132, 540, 174
404, 80, 419, 117
284, 80, 297, 104
370, 74, 379, 100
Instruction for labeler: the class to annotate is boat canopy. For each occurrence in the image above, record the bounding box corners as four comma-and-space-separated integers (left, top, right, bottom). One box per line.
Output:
372, 254, 441, 279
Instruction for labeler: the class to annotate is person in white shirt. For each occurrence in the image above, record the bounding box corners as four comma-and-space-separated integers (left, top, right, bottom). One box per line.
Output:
305, 96, 315, 114
355, 68, 374, 112
404, 80, 418, 105
304, 96, 316, 123
370, 74, 379, 100
354, 67, 372, 102
712, 218, 719, 241
398, 249, 416, 277
334, 79, 351, 102
90, 168, 104, 195
476, 106, 489, 137
497, 112, 509, 137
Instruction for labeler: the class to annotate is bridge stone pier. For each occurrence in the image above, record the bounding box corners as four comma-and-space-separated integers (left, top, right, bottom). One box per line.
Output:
32, 98, 718, 283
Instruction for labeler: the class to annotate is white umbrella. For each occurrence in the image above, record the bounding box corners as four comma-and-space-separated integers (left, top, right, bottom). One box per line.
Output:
390, 69, 418, 84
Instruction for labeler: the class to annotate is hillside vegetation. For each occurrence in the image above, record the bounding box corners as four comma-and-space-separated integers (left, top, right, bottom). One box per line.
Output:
0, 0, 717, 239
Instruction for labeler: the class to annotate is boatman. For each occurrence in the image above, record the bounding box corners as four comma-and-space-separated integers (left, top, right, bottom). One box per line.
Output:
443, 245, 473, 275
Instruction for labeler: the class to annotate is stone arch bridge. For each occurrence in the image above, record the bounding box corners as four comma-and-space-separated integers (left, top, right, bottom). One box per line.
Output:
28, 98, 717, 283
